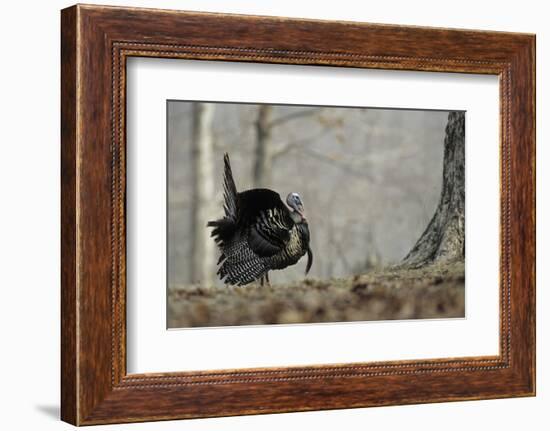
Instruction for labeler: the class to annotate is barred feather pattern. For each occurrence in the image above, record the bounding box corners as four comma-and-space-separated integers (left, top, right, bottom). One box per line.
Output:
208, 153, 311, 286
216, 219, 309, 286
264, 224, 308, 270
216, 233, 268, 286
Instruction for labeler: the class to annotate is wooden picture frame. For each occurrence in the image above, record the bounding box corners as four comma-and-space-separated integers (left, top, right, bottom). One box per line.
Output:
61, 4, 535, 425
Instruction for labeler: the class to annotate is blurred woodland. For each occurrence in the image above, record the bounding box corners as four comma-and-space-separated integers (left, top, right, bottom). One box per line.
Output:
169, 102, 450, 286
167, 102, 465, 327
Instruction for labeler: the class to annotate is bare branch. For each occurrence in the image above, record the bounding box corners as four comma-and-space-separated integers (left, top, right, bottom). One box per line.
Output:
295, 147, 379, 183
271, 129, 327, 159
268, 108, 322, 128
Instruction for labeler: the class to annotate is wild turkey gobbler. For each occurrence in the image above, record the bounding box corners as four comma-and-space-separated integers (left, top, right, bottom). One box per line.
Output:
208, 153, 312, 286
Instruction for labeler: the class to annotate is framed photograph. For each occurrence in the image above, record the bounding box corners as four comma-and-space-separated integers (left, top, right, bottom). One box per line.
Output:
61, 4, 535, 425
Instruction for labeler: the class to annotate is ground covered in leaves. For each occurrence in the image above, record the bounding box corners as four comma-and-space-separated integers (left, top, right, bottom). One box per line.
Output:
167, 262, 465, 328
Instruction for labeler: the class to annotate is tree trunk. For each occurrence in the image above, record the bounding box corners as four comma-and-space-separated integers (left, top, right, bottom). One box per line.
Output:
253, 105, 274, 187
190, 103, 215, 285
401, 111, 465, 268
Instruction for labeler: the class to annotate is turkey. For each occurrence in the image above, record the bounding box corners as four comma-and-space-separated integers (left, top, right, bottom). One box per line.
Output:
208, 153, 312, 286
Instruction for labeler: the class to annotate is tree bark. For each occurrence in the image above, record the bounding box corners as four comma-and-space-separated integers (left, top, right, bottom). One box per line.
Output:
253, 105, 274, 187
190, 103, 215, 285
401, 111, 465, 268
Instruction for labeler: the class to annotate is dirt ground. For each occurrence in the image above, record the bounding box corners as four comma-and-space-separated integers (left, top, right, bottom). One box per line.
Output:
167, 261, 465, 328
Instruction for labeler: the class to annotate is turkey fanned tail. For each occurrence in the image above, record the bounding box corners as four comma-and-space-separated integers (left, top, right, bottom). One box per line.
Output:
207, 153, 238, 249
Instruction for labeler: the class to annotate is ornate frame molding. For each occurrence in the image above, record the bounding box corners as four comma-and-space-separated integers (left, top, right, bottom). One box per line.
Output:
61, 5, 535, 425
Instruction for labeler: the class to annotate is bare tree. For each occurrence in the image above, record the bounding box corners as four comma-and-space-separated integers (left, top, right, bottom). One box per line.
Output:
169, 101, 450, 286
253, 106, 324, 187
362, 230, 382, 270
253, 105, 274, 187
190, 103, 216, 285
402, 111, 465, 267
